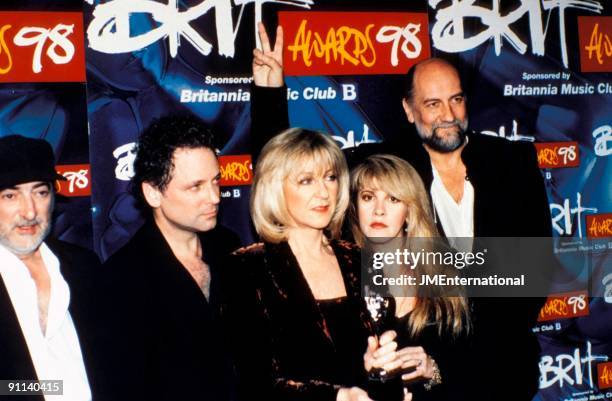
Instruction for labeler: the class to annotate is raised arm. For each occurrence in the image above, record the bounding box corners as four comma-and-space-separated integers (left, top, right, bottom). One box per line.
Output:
251, 22, 290, 163
253, 22, 284, 88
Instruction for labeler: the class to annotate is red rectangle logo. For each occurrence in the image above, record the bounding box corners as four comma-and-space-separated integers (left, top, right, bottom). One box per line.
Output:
586, 213, 612, 239
219, 155, 252, 187
538, 291, 589, 322
598, 362, 612, 390
0, 12, 86, 83
56, 164, 91, 197
534, 142, 579, 168
578, 16, 612, 73
280, 12, 430, 76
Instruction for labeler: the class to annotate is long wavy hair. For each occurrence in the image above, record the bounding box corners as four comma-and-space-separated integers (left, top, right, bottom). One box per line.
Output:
350, 154, 470, 338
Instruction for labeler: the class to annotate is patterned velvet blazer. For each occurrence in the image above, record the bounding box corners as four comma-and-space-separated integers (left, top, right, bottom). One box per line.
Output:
221, 240, 375, 401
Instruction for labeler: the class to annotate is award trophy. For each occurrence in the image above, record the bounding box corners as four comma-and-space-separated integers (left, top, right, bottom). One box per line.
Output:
365, 294, 404, 401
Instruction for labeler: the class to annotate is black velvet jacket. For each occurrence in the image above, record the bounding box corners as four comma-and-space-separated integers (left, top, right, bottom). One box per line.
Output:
220, 240, 375, 401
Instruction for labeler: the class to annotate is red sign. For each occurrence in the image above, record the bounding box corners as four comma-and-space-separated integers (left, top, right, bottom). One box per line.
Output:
598, 362, 612, 390
534, 142, 580, 169
55, 164, 91, 197
538, 291, 589, 322
280, 12, 430, 76
578, 16, 612, 73
0, 12, 85, 83
586, 213, 612, 239
219, 155, 252, 187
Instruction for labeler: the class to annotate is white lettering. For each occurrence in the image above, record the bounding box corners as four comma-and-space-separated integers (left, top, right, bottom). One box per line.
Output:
375, 23, 422, 66
87, 0, 313, 59
480, 119, 535, 142
113, 142, 137, 181
550, 193, 598, 238
567, 295, 586, 314
593, 124, 612, 157
539, 341, 608, 389
342, 84, 357, 101
603, 273, 612, 304
62, 169, 89, 193
303, 87, 336, 100
13, 24, 75, 73
332, 124, 377, 150
287, 88, 299, 100
429, 0, 603, 68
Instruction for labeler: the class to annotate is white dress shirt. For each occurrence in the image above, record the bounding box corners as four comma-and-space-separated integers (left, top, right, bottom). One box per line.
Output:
0, 243, 92, 401
430, 164, 475, 251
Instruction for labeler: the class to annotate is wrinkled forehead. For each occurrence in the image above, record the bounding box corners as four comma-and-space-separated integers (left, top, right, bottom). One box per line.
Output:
413, 61, 463, 97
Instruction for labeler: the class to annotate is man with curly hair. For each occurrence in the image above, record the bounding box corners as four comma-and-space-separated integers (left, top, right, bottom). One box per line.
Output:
99, 116, 239, 401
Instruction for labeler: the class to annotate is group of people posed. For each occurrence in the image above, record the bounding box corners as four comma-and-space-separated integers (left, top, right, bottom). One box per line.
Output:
0, 23, 552, 401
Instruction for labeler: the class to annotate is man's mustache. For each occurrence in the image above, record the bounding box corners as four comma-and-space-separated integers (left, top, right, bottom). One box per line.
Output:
14, 218, 43, 228
433, 119, 463, 131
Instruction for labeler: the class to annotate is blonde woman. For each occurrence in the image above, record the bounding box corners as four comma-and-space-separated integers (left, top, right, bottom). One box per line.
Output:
224, 128, 380, 401
353, 155, 472, 401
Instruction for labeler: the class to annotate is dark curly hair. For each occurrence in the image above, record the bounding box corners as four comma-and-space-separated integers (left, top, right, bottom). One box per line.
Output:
131, 115, 216, 207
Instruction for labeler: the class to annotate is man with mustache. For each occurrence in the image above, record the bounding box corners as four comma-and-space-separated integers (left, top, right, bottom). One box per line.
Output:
251, 26, 550, 238
100, 115, 239, 401
251, 25, 551, 401
0, 135, 101, 401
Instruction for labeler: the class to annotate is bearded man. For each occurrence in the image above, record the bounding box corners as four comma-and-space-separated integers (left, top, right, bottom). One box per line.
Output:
0, 135, 102, 401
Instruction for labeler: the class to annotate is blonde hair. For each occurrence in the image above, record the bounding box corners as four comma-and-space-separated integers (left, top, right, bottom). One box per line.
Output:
250, 128, 349, 243
349, 154, 437, 245
350, 154, 470, 337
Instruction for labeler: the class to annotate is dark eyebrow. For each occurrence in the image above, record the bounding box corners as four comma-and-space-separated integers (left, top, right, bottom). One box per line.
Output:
422, 97, 440, 104
422, 91, 465, 104
187, 180, 204, 187
187, 172, 221, 187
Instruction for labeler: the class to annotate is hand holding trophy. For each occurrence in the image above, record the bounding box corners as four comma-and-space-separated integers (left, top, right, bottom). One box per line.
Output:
364, 294, 404, 401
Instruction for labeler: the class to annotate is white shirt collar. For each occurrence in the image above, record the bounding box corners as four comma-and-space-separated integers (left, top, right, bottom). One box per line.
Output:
0, 242, 92, 401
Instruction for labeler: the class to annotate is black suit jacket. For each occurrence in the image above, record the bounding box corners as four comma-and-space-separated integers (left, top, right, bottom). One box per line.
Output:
98, 220, 240, 401
250, 85, 552, 401
0, 239, 102, 401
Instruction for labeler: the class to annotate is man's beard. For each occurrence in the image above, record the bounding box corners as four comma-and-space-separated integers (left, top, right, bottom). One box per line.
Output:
0, 194, 53, 256
0, 216, 51, 255
416, 118, 469, 153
